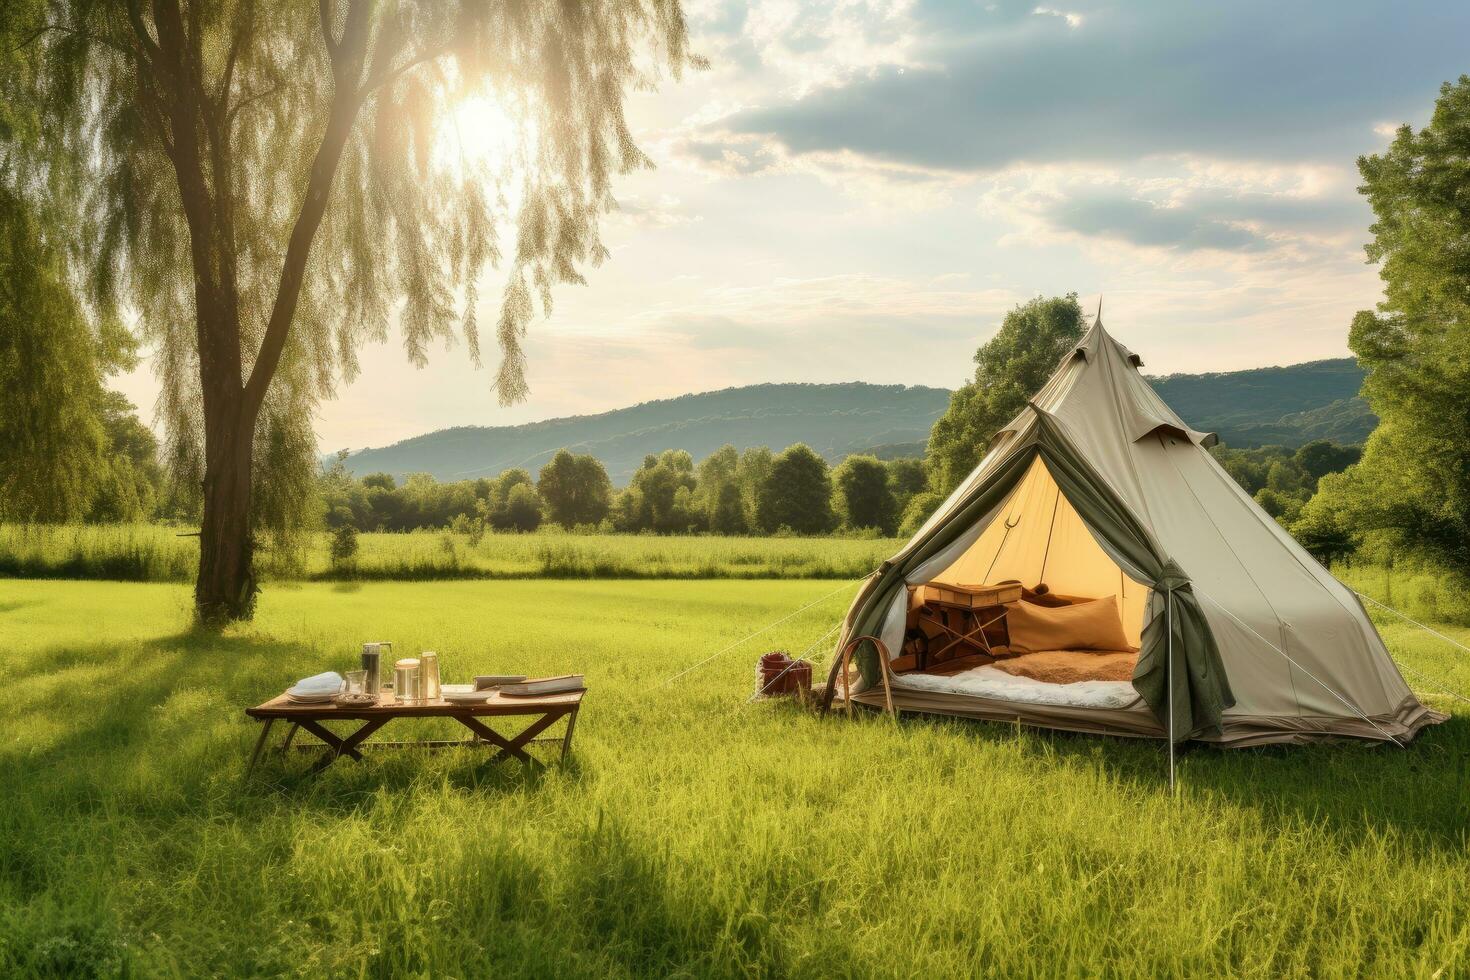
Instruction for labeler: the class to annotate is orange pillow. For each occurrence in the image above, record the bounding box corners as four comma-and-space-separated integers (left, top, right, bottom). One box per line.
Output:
1005, 595, 1134, 653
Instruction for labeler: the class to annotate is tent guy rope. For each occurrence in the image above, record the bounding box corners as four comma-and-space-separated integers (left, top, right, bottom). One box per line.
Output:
661, 578, 862, 686
1354, 591, 1470, 706
1195, 588, 1405, 747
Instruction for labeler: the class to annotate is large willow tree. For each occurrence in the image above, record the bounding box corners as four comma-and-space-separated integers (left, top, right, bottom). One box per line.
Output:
12, 0, 696, 622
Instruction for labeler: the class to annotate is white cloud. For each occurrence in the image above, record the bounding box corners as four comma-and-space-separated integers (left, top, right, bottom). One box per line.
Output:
1033, 6, 1084, 28
612, 194, 702, 229
978, 159, 1368, 259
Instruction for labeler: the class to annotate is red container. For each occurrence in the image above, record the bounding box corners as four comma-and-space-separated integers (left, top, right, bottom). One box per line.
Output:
756, 651, 812, 697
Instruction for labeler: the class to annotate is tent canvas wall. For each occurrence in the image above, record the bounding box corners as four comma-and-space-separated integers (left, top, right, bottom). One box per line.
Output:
832, 318, 1444, 747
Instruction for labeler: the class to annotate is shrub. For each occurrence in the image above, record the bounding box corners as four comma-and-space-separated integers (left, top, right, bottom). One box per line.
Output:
328, 523, 359, 568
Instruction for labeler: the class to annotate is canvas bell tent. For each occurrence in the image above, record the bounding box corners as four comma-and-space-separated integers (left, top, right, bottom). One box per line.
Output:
829, 318, 1444, 748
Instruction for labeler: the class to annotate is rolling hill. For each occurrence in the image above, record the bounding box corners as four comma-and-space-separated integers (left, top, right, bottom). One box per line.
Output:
1148, 358, 1375, 448
343, 383, 952, 485
343, 359, 1375, 484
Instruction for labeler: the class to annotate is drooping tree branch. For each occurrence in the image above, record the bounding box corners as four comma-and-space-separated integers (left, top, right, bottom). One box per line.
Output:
243, 0, 373, 417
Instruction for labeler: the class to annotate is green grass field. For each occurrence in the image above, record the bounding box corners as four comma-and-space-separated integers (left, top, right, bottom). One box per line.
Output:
0, 524, 902, 583
2, 578, 1468, 977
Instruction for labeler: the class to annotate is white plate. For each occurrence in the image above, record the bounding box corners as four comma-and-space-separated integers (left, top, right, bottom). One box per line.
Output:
287, 689, 339, 701
442, 689, 494, 703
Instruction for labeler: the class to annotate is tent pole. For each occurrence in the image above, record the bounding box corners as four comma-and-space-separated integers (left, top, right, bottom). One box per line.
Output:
1166, 590, 1176, 795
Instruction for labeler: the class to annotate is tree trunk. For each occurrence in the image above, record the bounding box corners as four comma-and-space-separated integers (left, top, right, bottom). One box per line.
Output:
195, 407, 256, 624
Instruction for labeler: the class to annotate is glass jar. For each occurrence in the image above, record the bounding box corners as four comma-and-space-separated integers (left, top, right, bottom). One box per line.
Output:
420, 652, 441, 701
394, 658, 421, 702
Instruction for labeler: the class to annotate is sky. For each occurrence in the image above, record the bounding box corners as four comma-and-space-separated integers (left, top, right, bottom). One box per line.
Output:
115, 0, 1470, 453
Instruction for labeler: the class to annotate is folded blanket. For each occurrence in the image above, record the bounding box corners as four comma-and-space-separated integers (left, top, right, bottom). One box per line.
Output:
291, 671, 344, 693
990, 650, 1136, 684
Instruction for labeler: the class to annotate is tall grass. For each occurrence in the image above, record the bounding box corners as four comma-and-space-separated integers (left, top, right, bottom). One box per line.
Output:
1336, 561, 1470, 627
0, 524, 901, 583
1, 579, 1467, 976
0, 523, 196, 582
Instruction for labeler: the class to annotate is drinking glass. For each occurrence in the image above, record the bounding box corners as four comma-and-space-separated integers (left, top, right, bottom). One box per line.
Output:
345, 670, 367, 695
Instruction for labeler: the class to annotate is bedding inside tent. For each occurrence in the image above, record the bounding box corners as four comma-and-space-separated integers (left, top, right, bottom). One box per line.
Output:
891, 456, 1152, 708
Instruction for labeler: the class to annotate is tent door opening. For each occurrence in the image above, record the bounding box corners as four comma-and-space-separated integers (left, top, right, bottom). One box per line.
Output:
890, 457, 1152, 711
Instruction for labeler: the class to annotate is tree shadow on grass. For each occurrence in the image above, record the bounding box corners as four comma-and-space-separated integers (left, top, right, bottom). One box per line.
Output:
525, 810, 803, 977
5, 629, 578, 821
245, 724, 584, 811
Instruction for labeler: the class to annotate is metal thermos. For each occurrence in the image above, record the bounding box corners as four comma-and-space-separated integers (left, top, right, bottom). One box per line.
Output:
361, 643, 383, 696
420, 652, 441, 701
395, 657, 421, 702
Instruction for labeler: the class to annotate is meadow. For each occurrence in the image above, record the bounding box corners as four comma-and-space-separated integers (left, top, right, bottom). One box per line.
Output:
1, 577, 1467, 977
0, 524, 903, 584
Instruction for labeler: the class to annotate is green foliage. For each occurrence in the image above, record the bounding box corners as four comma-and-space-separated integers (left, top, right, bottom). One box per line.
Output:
898, 489, 946, 537
757, 444, 835, 534
478, 469, 536, 532
1253, 487, 1304, 524
328, 522, 359, 568
1295, 440, 1362, 487
692, 444, 740, 531
832, 454, 898, 534
616, 450, 699, 533
0, 186, 109, 521
1291, 480, 1358, 567
1308, 77, 1470, 579
2, 578, 1468, 975
1204, 440, 1368, 539
1210, 441, 1359, 497
537, 450, 613, 528
709, 481, 747, 535
500, 482, 544, 533
885, 457, 928, 517
0, 181, 162, 525
87, 392, 164, 523
925, 294, 1086, 495
737, 447, 774, 531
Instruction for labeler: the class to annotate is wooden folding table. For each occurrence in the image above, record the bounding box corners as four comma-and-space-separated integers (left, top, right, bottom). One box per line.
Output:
908, 582, 1022, 667
244, 689, 584, 776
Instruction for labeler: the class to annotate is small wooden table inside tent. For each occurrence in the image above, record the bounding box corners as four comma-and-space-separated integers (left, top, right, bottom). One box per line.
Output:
905, 582, 1023, 669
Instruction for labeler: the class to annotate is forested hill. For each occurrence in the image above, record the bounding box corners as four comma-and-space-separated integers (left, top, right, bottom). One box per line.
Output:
1148, 358, 1375, 448
343, 360, 1375, 484
343, 383, 952, 485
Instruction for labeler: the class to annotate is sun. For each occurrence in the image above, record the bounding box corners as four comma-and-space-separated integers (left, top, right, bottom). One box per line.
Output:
437, 92, 535, 180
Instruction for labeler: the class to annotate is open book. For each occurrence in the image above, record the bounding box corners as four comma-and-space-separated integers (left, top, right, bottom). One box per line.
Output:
497, 675, 585, 697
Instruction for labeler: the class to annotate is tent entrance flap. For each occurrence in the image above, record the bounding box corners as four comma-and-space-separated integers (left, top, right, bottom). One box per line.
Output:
929, 456, 1149, 649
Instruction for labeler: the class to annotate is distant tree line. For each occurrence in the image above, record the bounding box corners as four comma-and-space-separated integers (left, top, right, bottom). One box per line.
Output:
316, 445, 932, 537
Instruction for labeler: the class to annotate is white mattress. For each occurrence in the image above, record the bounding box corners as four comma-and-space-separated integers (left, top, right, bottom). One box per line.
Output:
893, 665, 1141, 709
